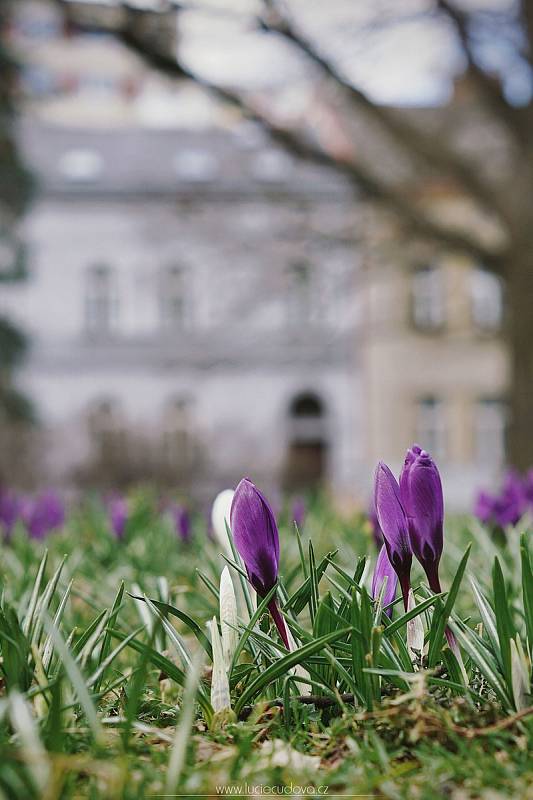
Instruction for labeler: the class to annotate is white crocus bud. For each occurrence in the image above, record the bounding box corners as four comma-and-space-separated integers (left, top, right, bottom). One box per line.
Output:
220, 566, 238, 670
211, 489, 234, 557
209, 617, 231, 713
407, 590, 425, 665
285, 625, 311, 696
511, 636, 530, 711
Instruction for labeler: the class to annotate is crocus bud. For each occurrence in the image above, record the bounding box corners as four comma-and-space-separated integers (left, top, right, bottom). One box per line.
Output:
291, 497, 306, 529
231, 478, 289, 648
108, 496, 128, 540
400, 445, 443, 593
406, 590, 425, 664
371, 544, 398, 616
219, 566, 238, 670
208, 617, 231, 713
374, 462, 412, 609
173, 505, 191, 544
211, 489, 234, 556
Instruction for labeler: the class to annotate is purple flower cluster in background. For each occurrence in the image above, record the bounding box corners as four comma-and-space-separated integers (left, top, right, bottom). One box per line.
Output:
22, 490, 65, 540
474, 469, 533, 529
0, 487, 65, 540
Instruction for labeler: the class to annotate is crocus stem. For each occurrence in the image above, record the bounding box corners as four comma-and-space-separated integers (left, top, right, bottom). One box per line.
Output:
267, 598, 290, 649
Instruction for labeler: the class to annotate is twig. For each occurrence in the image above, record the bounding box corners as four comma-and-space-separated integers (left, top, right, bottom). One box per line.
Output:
449, 705, 533, 738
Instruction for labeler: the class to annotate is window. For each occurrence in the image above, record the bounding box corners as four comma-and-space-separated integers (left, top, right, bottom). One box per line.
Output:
59, 149, 103, 182
474, 398, 506, 466
85, 265, 117, 335
252, 149, 293, 182
411, 264, 445, 331
162, 397, 192, 473
173, 150, 218, 182
160, 266, 188, 330
287, 262, 314, 326
471, 268, 503, 332
415, 396, 446, 461
88, 398, 125, 463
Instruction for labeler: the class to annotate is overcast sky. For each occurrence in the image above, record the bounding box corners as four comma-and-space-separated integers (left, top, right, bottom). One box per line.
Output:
178, 0, 463, 106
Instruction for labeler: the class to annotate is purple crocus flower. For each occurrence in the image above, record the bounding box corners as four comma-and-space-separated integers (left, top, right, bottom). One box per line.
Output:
400, 445, 443, 593
173, 504, 191, 544
473, 489, 497, 525
108, 496, 128, 540
371, 544, 398, 616
400, 444, 461, 657
230, 477, 289, 648
473, 470, 530, 530
24, 491, 65, 540
496, 471, 527, 527
291, 496, 306, 529
374, 462, 412, 610
0, 489, 22, 541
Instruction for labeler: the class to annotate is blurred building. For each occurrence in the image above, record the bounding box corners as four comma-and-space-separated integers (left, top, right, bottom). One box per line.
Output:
1, 2, 362, 498
0, 1, 509, 507
361, 212, 508, 508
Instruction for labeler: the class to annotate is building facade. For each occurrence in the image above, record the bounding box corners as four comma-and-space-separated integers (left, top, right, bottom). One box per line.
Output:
2, 121, 362, 498
361, 210, 508, 509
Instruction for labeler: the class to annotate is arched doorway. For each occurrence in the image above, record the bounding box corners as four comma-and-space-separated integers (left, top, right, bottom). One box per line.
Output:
282, 392, 328, 490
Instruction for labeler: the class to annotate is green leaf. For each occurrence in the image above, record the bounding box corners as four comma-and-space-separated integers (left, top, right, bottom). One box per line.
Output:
94, 581, 124, 693
284, 552, 335, 615
130, 595, 212, 660
41, 612, 102, 741
383, 593, 445, 638
231, 583, 279, 672
520, 533, 533, 656
492, 556, 516, 691
234, 627, 354, 715
449, 618, 511, 709
470, 577, 501, 669
428, 545, 471, 667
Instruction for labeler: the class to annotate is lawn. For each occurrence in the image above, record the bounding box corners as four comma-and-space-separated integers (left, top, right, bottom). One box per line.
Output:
0, 485, 531, 800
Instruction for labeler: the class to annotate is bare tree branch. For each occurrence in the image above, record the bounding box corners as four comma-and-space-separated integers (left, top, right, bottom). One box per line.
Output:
55, 0, 506, 271
436, 0, 530, 148
258, 0, 511, 228
518, 0, 533, 65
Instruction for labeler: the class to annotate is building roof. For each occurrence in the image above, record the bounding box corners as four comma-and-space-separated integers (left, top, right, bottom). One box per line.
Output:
17, 118, 353, 200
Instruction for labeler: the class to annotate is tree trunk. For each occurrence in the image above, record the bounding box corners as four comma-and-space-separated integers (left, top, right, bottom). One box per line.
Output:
507, 249, 533, 471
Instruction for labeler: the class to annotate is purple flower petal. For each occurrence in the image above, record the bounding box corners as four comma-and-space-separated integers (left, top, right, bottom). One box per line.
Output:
231, 478, 279, 596
400, 444, 443, 592
371, 544, 398, 616
374, 462, 412, 608
231, 478, 288, 648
